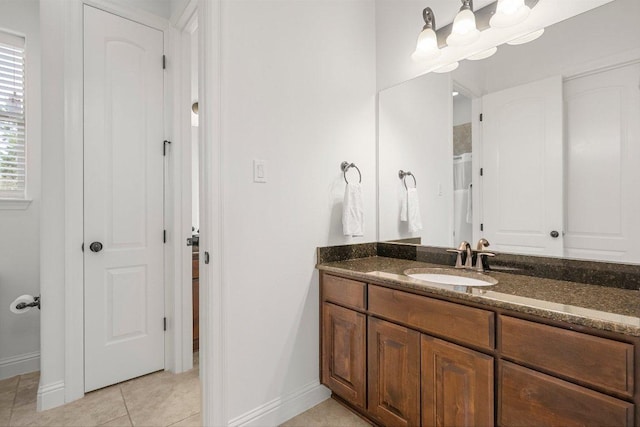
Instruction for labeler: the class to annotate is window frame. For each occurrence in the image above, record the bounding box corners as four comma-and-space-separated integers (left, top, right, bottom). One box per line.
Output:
0, 29, 30, 209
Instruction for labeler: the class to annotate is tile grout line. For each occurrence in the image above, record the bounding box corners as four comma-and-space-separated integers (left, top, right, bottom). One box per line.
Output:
164, 412, 200, 427
8, 374, 22, 427
119, 386, 134, 427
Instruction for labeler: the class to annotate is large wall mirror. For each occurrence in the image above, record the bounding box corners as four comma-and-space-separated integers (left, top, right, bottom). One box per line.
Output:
378, 0, 640, 264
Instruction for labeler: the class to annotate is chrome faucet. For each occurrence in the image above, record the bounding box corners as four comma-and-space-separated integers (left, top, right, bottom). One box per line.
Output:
447, 239, 496, 271
476, 238, 490, 251
474, 238, 495, 272
447, 241, 473, 269
460, 241, 473, 268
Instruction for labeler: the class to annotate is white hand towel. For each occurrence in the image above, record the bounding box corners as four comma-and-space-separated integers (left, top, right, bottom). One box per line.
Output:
466, 183, 473, 224
407, 188, 423, 233
400, 189, 408, 222
342, 183, 364, 236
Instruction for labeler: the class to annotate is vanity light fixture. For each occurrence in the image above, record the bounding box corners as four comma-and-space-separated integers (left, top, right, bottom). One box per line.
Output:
507, 28, 544, 45
447, 0, 480, 47
412, 7, 440, 62
433, 62, 459, 73
467, 46, 498, 60
490, 0, 531, 28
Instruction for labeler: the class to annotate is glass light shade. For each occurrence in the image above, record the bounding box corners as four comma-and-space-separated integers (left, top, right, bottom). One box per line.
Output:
507, 28, 544, 45
490, 0, 530, 28
433, 62, 459, 73
467, 46, 498, 60
447, 9, 480, 46
411, 27, 440, 62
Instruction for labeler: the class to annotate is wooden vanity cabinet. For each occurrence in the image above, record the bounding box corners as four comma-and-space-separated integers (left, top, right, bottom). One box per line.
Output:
320, 274, 367, 409
499, 361, 634, 427
421, 336, 494, 427
320, 272, 637, 426
368, 317, 421, 427
321, 302, 367, 409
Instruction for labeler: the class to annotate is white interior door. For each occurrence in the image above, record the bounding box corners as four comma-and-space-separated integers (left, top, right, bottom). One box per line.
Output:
564, 63, 640, 263
481, 76, 563, 256
83, 5, 165, 392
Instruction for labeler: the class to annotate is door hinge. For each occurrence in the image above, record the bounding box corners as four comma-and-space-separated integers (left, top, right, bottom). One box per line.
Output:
163, 317, 167, 331
479, 113, 483, 122
162, 55, 166, 70
163, 230, 167, 243
480, 167, 484, 176
480, 223, 484, 231
163, 140, 171, 156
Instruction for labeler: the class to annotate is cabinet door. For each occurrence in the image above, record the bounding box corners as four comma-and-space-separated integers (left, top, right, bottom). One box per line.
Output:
422, 335, 494, 427
322, 303, 366, 409
368, 317, 420, 427
499, 361, 634, 427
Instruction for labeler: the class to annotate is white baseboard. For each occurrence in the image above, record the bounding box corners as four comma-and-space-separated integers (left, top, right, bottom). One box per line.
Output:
37, 381, 65, 411
0, 351, 40, 380
228, 381, 331, 427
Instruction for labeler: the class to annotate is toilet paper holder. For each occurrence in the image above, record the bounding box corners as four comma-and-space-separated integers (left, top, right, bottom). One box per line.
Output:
16, 295, 40, 310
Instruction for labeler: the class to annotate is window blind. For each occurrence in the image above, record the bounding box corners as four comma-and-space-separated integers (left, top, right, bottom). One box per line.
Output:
0, 32, 26, 199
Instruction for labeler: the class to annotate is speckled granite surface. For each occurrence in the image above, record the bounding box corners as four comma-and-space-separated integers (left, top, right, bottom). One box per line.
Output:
317, 256, 640, 337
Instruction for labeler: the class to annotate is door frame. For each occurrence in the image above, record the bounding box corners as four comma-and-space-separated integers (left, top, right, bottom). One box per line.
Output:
61, 0, 183, 404
60, 1, 223, 425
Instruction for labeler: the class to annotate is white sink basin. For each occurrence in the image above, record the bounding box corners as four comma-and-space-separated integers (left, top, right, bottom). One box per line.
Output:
404, 268, 498, 288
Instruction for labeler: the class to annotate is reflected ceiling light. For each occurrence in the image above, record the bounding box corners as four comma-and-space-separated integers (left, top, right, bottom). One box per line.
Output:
447, 0, 480, 47
507, 28, 544, 45
490, 0, 530, 28
452, 91, 460, 96
411, 7, 441, 62
433, 62, 459, 73
467, 46, 498, 60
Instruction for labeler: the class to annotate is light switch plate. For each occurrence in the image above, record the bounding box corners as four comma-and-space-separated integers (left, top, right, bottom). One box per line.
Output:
253, 159, 267, 183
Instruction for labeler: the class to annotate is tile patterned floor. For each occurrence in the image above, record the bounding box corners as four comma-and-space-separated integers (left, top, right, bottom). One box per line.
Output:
280, 399, 372, 427
0, 357, 201, 427
1, 353, 364, 427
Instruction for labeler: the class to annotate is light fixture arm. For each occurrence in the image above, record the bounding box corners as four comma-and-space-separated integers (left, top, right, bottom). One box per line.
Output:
460, 0, 473, 12
422, 7, 436, 31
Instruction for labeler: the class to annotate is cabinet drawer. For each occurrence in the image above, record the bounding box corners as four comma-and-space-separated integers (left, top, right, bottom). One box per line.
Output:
368, 285, 494, 350
500, 316, 634, 397
499, 361, 633, 427
322, 274, 366, 311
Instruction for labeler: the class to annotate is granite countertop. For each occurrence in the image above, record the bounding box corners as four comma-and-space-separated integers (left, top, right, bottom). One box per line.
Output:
318, 256, 640, 337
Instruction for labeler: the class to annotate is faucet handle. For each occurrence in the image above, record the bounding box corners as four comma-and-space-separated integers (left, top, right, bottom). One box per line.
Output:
475, 251, 496, 272
446, 249, 465, 269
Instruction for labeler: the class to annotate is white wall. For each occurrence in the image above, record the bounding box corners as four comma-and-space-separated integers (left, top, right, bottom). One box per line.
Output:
378, 72, 453, 246
0, 0, 42, 380
219, 0, 376, 423
453, 94, 471, 126
453, 0, 640, 95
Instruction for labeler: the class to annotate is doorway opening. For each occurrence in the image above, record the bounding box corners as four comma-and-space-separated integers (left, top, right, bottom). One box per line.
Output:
452, 88, 473, 244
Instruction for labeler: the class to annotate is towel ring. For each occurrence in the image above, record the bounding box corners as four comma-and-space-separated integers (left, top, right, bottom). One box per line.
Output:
341, 161, 362, 184
398, 170, 417, 189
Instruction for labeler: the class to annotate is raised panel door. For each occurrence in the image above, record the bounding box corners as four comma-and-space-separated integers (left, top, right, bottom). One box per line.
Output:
368, 317, 420, 427
322, 302, 366, 409
84, 5, 165, 392
422, 335, 494, 427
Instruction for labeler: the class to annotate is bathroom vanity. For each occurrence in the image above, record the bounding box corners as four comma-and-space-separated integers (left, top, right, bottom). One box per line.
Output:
317, 248, 640, 426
